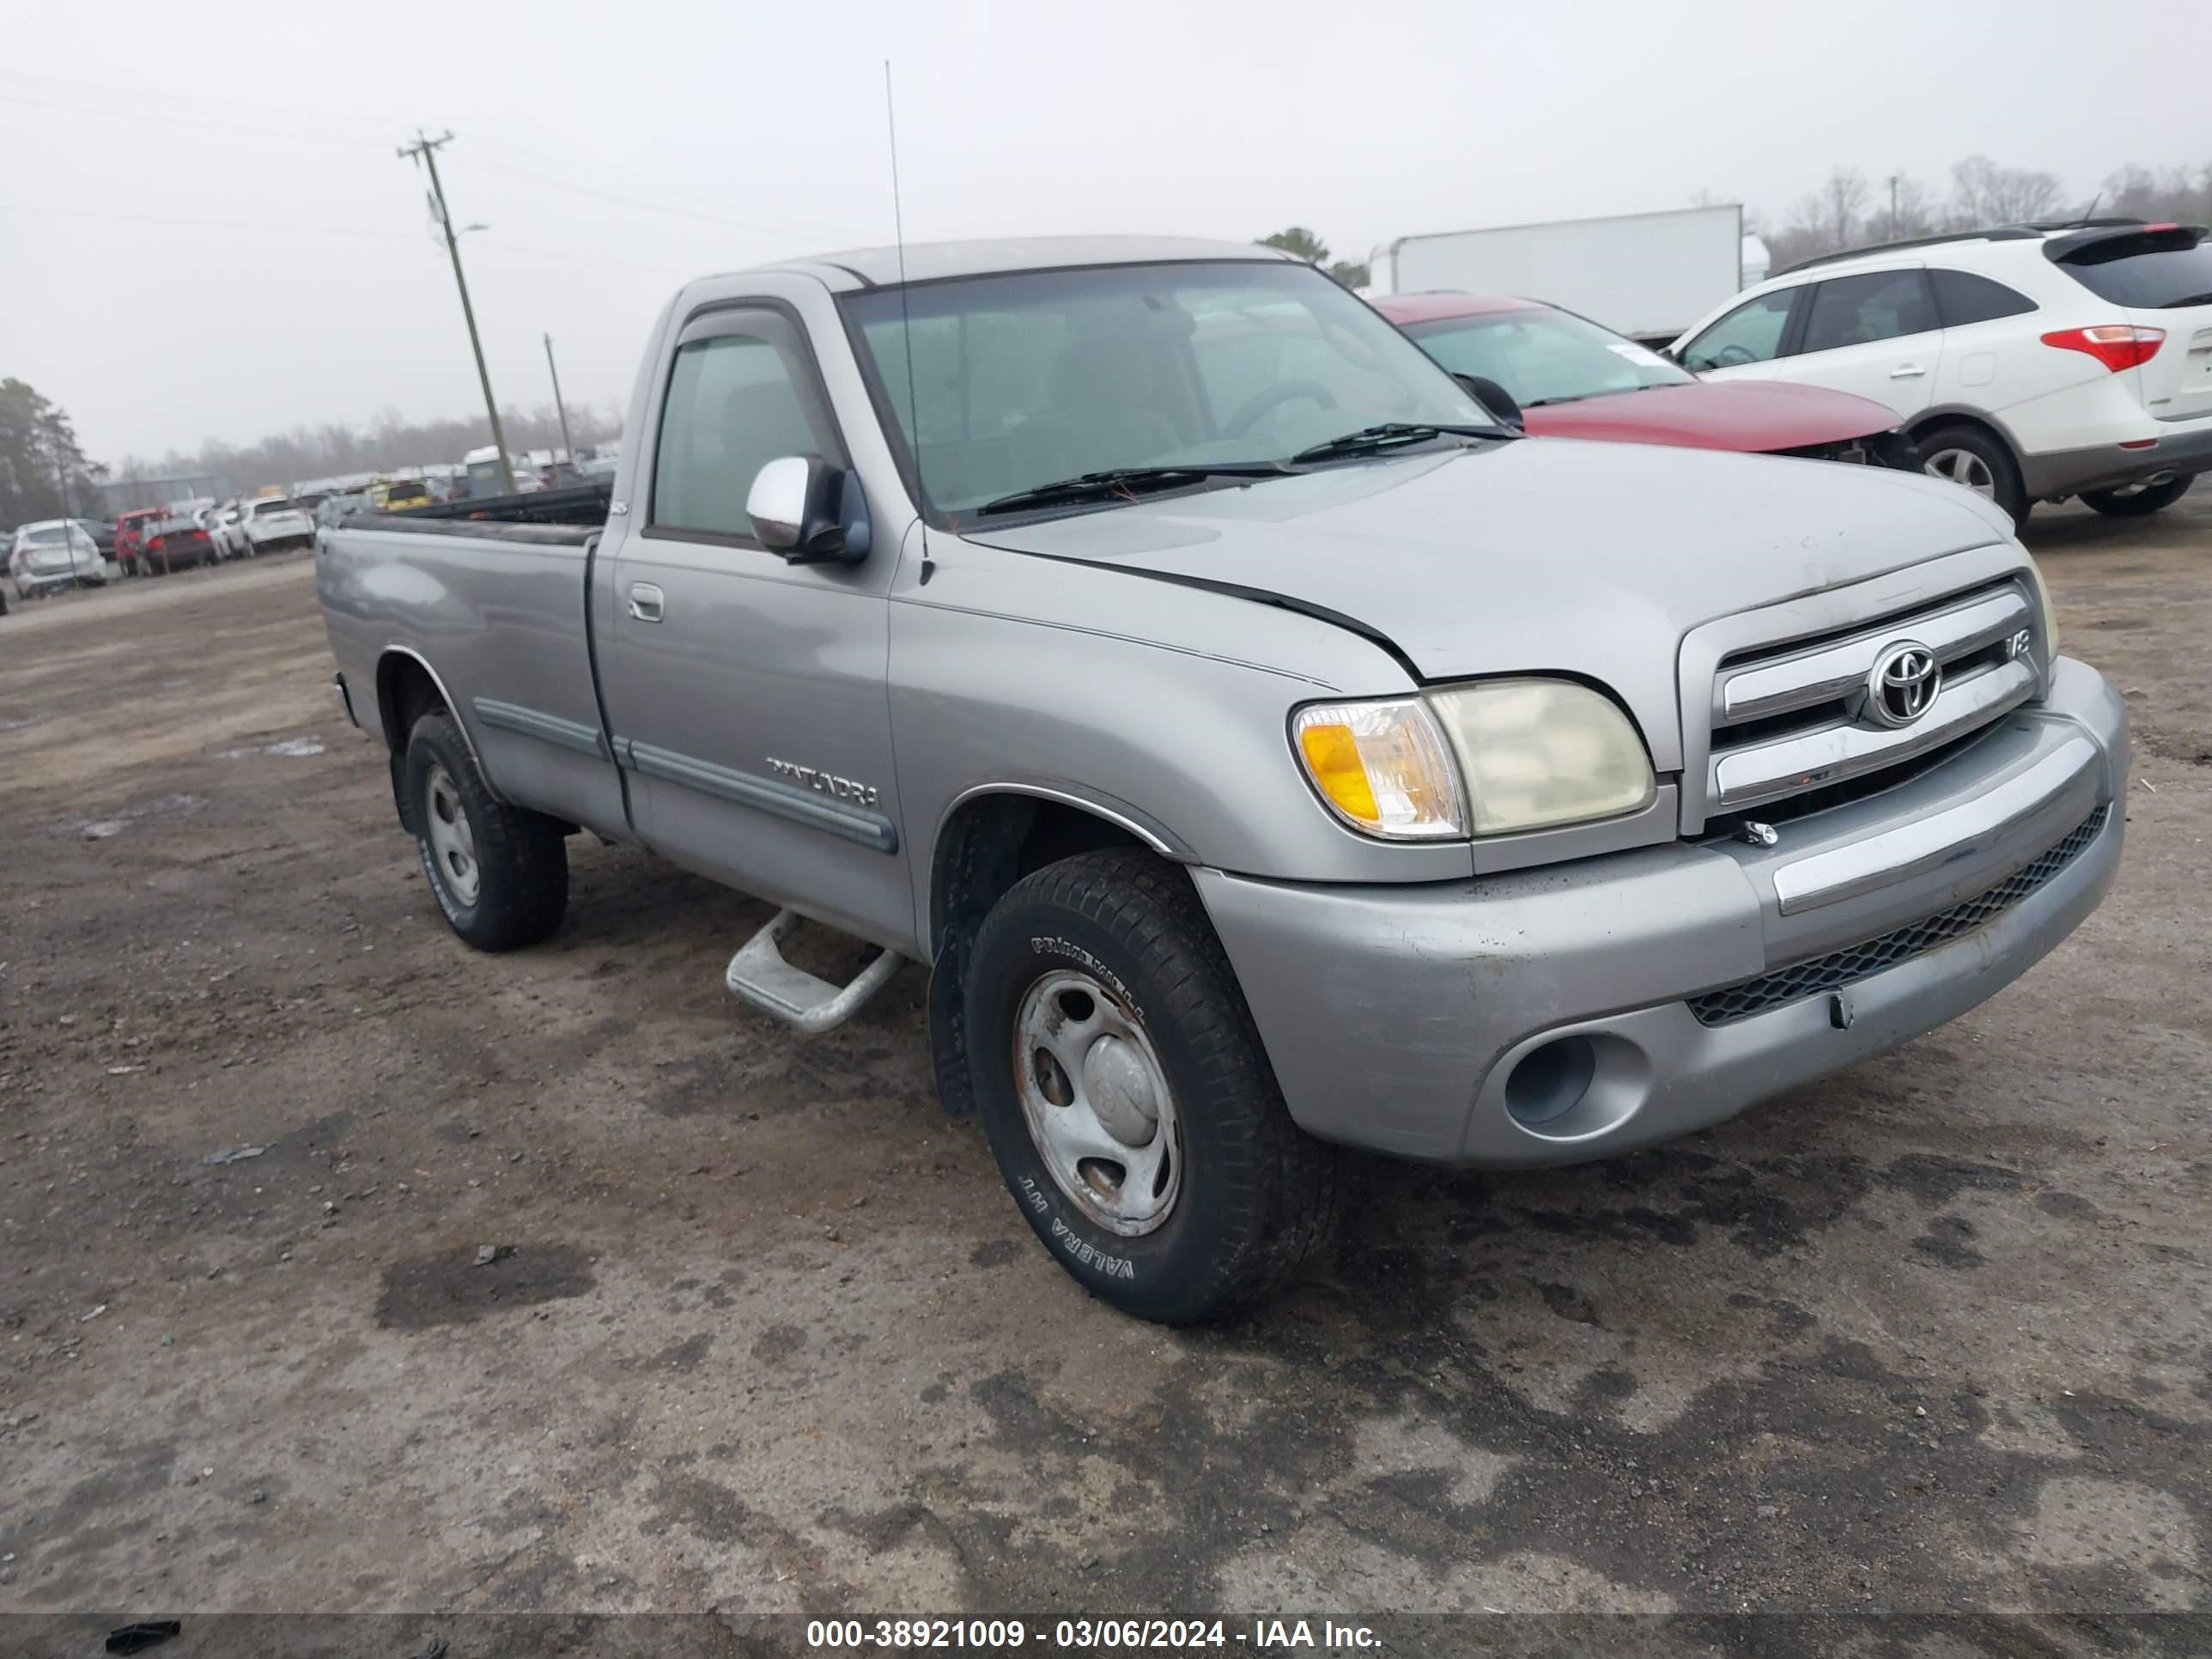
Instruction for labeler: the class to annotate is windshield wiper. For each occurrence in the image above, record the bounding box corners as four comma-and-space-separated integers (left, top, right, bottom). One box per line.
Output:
2157, 291, 2212, 308
1290, 422, 1509, 464
975, 463, 1291, 517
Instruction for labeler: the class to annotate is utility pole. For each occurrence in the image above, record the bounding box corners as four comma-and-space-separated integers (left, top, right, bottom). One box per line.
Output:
398, 130, 514, 495
543, 333, 577, 469
1888, 173, 1900, 234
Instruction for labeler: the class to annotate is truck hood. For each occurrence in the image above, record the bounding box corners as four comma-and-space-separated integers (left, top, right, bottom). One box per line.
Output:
1522, 380, 1899, 451
963, 436, 2018, 768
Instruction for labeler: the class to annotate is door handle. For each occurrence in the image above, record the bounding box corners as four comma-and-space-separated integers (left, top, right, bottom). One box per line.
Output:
1889, 364, 1927, 379
628, 582, 664, 623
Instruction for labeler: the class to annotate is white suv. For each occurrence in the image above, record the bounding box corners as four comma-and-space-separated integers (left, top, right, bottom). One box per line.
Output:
1670, 220, 2212, 525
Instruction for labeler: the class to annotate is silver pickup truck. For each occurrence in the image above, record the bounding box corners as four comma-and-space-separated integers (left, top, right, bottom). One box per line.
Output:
319, 235, 2128, 1322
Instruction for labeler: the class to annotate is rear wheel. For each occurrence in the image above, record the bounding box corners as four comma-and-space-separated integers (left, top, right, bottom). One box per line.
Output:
2081, 474, 2193, 518
964, 848, 1340, 1322
402, 712, 568, 951
1921, 423, 2028, 527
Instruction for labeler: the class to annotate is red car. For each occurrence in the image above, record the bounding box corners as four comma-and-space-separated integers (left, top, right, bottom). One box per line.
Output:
1372, 291, 1920, 468
114, 507, 166, 575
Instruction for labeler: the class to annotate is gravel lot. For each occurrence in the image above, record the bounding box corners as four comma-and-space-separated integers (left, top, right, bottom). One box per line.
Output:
1, 501, 2206, 1643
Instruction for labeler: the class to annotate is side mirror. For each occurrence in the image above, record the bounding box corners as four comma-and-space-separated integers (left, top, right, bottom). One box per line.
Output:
1453, 372, 1524, 431
746, 455, 871, 565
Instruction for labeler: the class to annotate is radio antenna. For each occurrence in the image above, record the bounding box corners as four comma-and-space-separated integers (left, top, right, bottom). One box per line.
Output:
884, 59, 931, 579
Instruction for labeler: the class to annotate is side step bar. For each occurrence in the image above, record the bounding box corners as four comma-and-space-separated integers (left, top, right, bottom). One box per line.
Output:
725, 908, 904, 1035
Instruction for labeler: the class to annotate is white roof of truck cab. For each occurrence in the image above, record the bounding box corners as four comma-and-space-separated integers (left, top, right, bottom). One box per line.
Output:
739, 235, 1297, 291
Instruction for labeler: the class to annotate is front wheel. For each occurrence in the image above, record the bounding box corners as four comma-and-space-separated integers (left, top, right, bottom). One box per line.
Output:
402, 712, 568, 951
964, 848, 1340, 1322
2081, 474, 2193, 518
1921, 423, 2028, 528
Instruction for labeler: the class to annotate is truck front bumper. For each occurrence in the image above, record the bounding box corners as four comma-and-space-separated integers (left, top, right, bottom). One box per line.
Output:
1197, 659, 2128, 1167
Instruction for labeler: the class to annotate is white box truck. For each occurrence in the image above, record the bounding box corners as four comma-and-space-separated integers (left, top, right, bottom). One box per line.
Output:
1369, 205, 1764, 343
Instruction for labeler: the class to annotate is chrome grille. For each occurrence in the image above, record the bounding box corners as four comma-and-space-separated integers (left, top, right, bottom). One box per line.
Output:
1706, 580, 2041, 817
1687, 805, 2106, 1026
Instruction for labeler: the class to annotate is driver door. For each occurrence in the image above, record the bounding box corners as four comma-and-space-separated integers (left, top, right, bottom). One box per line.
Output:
594, 301, 914, 948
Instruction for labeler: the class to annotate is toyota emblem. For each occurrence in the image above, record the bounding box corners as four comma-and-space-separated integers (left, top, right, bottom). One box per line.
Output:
1867, 640, 1941, 728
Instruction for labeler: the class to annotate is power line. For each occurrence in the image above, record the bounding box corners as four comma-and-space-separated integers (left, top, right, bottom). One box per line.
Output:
447, 154, 863, 247
0, 89, 384, 151
0, 76, 867, 252
0, 203, 693, 276
0, 68, 398, 139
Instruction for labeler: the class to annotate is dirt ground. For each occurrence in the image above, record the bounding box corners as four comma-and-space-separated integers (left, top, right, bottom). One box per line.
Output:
1, 500, 2207, 1645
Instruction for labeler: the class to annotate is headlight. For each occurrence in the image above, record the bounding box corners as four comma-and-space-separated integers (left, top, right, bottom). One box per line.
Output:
2023, 556, 2060, 661
1291, 698, 1466, 839
1429, 678, 1656, 836
1291, 679, 1656, 842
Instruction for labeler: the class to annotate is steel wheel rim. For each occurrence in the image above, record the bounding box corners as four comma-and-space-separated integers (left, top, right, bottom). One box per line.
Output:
1012, 967, 1182, 1237
422, 763, 481, 905
1925, 447, 1995, 499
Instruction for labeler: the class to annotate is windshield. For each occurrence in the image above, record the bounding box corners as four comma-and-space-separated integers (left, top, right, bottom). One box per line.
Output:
1402, 307, 1695, 405
252, 498, 297, 515
20, 525, 70, 546
842, 260, 1493, 520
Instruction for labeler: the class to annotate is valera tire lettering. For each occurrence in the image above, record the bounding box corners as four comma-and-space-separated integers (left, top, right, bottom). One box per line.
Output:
1027, 936, 1140, 1014
1048, 1215, 1136, 1279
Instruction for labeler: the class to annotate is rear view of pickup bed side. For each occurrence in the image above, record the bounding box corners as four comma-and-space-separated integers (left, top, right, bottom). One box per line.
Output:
318, 235, 2126, 1323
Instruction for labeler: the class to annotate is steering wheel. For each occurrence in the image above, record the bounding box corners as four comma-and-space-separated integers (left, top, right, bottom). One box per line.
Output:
1223, 379, 1338, 438
1709, 343, 1758, 368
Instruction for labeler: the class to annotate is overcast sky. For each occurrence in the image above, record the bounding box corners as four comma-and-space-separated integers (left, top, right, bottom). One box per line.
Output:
3, 0, 2205, 465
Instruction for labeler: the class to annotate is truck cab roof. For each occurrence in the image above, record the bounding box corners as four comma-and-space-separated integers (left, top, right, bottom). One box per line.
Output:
734, 234, 1297, 292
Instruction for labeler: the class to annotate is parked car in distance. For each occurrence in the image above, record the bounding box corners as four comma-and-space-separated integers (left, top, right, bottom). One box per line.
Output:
203, 501, 251, 560
141, 514, 221, 574
319, 235, 2127, 1323
76, 518, 118, 556
316, 492, 371, 529
1670, 217, 2212, 524
368, 479, 434, 514
240, 495, 316, 553
115, 507, 166, 574
9, 520, 108, 597
1376, 290, 1919, 466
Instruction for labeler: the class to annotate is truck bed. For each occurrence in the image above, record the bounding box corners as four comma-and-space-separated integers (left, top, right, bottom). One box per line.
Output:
373, 481, 612, 541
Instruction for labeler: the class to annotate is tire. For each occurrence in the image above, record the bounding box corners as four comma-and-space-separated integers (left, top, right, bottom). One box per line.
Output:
964, 848, 1340, 1322
401, 712, 568, 951
1920, 422, 2028, 528
2081, 473, 2193, 518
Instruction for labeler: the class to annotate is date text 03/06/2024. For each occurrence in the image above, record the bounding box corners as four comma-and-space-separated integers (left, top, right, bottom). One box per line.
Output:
803, 1618, 1381, 1650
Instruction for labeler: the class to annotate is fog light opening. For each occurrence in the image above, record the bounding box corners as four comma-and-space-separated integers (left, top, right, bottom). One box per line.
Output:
1504, 1036, 1598, 1128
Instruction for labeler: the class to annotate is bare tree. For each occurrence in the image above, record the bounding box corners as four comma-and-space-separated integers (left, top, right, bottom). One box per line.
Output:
1820, 168, 1871, 249
1865, 173, 1939, 243
1950, 155, 2063, 227
2101, 161, 2212, 226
